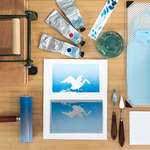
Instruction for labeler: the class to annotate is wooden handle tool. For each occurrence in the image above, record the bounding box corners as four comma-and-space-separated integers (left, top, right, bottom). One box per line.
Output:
119, 96, 125, 147
0, 116, 19, 122
111, 111, 117, 140
119, 119, 125, 147
111, 89, 118, 140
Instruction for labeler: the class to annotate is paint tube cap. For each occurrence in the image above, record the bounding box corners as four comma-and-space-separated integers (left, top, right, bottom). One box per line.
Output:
80, 51, 85, 57
80, 40, 86, 46
80, 27, 86, 32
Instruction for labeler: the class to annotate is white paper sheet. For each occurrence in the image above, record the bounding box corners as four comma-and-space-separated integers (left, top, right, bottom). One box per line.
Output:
43, 59, 108, 140
130, 111, 150, 145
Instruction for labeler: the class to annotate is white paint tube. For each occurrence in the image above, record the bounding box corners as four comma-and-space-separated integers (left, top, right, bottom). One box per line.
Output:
45, 10, 85, 46
39, 33, 84, 58
88, 0, 119, 40
55, 0, 85, 32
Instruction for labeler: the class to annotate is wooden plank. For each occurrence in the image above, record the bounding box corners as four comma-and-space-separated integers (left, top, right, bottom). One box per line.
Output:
0, 1, 150, 150
0, 0, 26, 14
0, 20, 12, 53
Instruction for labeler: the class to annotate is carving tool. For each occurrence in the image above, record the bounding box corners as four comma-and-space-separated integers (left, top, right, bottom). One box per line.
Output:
119, 96, 125, 147
111, 89, 118, 140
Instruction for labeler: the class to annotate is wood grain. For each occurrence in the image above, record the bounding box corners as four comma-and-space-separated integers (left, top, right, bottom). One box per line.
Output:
0, 0, 150, 150
0, 0, 26, 14
0, 20, 12, 52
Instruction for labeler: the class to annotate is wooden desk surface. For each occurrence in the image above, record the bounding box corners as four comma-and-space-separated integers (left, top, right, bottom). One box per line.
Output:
0, 0, 150, 149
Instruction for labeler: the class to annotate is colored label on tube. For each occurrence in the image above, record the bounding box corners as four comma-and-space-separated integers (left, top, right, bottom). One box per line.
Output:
88, 0, 119, 40
56, 0, 85, 32
39, 33, 84, 58
45, 10, 85, 46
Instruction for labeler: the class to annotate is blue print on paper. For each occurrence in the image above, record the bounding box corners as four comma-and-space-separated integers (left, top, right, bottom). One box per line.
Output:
51, 101, 103, 133
52, 64, 100, 93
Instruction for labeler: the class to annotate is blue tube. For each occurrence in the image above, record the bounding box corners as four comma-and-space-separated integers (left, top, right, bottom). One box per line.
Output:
20, 96, 32, 143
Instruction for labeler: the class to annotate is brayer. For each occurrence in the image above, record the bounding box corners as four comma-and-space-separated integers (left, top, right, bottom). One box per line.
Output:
0, 96, 32, 143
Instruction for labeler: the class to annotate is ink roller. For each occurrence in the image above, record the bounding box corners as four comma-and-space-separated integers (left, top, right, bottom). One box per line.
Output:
0, 96, 32, 143
12, 18, 21, 55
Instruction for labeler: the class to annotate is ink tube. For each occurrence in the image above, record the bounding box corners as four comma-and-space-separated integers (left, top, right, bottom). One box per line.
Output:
39, 33, 84, 58
88, 0, 119, 40
55, 0, 85, 32
45, 10, 85, 46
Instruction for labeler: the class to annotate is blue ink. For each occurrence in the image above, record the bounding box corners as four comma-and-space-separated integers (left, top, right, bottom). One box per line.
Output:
52, 64, 100, 93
